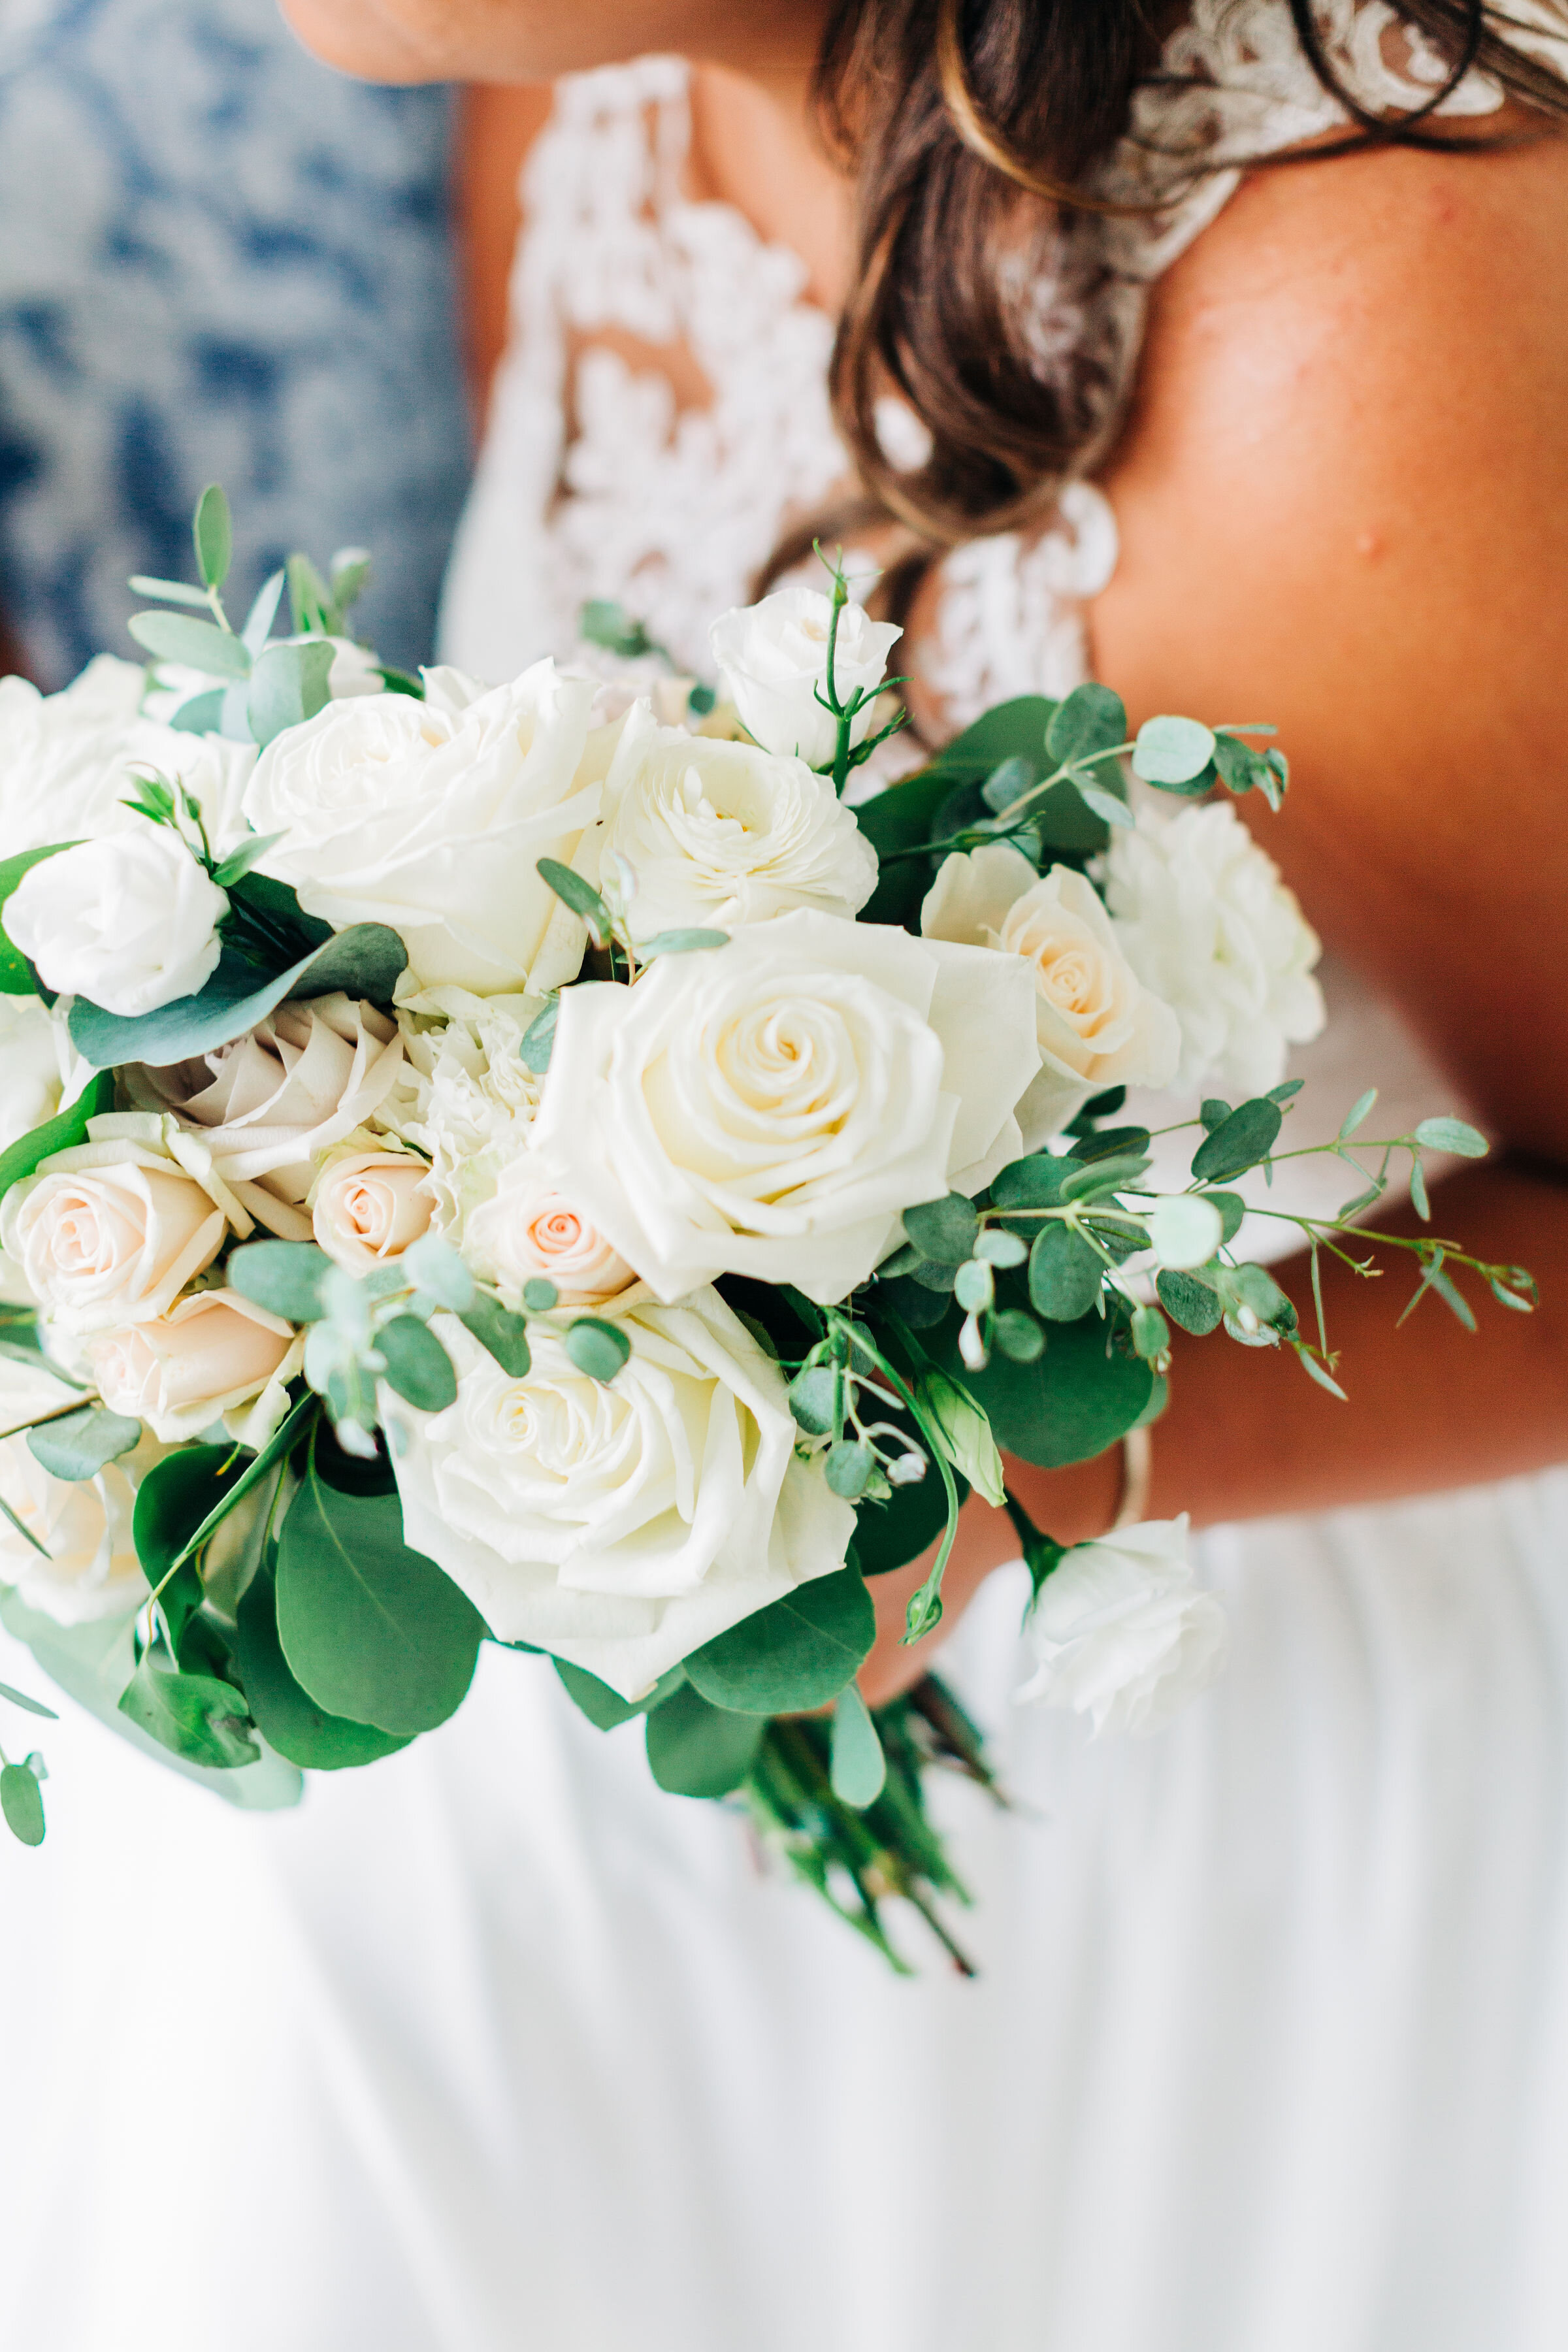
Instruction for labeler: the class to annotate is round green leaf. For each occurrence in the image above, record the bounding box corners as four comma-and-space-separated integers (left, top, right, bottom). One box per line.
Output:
132, 1444, 249, 1586
787, 1364, 840, 1437
825, 1440, 875, 1499
26, 1405, 142, 1482
1413, 1116, 1488, 1158
1, 1762, 45, 1846
829, 1684, 887, 1808
1190, 1098, 1283, 1184
1132, 715, 1216, 786
1156, 1268, 1224, 1336
376, 1315, 459, 1413
235, 1561, 412, 1770
564, 1318, 631, 1383
989, 1153, 1071, 1211
683, 1567, 875, 1714
645, 1683, 764, 1797
248, 638, 334, 749
902, 1192, 980, 1266
992, 1308, 1045, 1362
521, 1279, 557, 1313
554, 1658, 685, 1731
118, 1656, 260, 1770
946, 1304, 1152, 1468
227, 1240, 331, 1324
1028, 1224, 1103, 1322
459, 1294, 532, 1377
274, 1469, 485, 1736
1045, 681, 1126, 767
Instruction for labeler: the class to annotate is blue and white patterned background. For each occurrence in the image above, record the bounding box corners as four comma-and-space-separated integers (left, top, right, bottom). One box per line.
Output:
0, 0, 470, 686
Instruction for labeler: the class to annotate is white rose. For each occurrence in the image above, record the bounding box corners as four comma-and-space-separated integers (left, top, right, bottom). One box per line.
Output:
1103, 802, 1325, 1096
463, 1162, 635, 1308
528, 908, 1041, 1306
7, 826, 228, 1015
387, 1288, 856, 1699
0, 1145, 227, 1333
922, 844, 1179, 1147
312, 1150, 436, 1271
1017, 1516, 1228, 1736
710, 586, 902, 770
378, 988, 543, 1237
0, 658, 144, 853
86, 1288, 296, 1443
598, 700, 879, 938
242, 657, 601, 994
125, 992, 404, 1240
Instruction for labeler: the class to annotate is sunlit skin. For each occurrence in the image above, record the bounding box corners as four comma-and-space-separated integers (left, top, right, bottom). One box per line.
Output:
287, 0, 1568, 1703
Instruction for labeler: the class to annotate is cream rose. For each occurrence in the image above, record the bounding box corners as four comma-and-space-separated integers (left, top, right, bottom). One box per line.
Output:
922, 844, 1179, 1147
7, 826, 229, 1015
527, 908, 1041, 1306
387, 1289, 856, 1698
598, 701, 879, 938
710, 587, 902, 770
242, 657, 601, 994
1103, 802, 1326, 1095
86, 1290, 296, 1442
312, 1150, 435, 1271
0, 1437, 164, 1629
463, 1161, 635, 1308
125, 992, 404, 1240
1017, 1516, 1228, 1736
1, 1146, 226, 1333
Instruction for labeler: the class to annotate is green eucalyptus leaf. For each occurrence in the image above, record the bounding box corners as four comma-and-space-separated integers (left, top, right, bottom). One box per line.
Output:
992, 1307, 1045, 1362
979, 754, 1035, 813
564, 1318, 631, 1383
1155, 1268, 1224, 1335
240, 568, 286, 658
683, 1567, 875, 1714
69, 921, 408, 1068
1201, 1190, 1247, 1245
989, 1153, 1072, 1211
119, 1654, 259, 1769
536, 858, 610, 941
1028, 1224, 1103, 1322
554, 1658, 685, 1729
1067, 1124, 1151, 1166
1339, 1086, 1379, 1141
0, 1680, 57, 1721
128, 610, 249, 677
1413, 1116, 1488, 1158
227, 1239, 332, 1322
193, 483, 233, 589
580, 599, 657, 659
235, 1559, 412, 1770
1045, 681, 1126, 767
1058, 1154, 1150, 1202
902, 1192, 979, 1266
787, 1364, 840, 1437
645, 1683, 764, 1797
128, 574, 213, 609
1073, 779, 1135, 830
1190, 1098, 1282, 1184
376, 1316, 459, 1412
26, 1405, 142, 1481
518, 998, 558, 1073
402, 1234, 474, 1313
1132, 714, 1216, 787
210, 831, 287, 889
1, 1761, 46, 1846
945, 1301, 1152, 1467
274, 1467, 485, 1736
0, 1070, 115, 1207
825, 1440, 875, 1499
168, 689, 226, 735
248, 639, 334, 748
638, 929, 730, 956
1409, 1157, 1431, 1221
829, 1684, 887, 1808
459, 1294, 532, 1378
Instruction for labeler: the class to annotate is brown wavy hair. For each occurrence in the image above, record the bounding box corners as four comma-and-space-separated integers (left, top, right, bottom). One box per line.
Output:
765, 0, 1568, 583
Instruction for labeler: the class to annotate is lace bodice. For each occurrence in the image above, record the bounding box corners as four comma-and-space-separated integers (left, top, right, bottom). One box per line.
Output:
440, 0, 1568, 712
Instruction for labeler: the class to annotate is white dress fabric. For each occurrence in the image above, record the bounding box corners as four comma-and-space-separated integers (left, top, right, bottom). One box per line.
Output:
6, 8, 1568, 2349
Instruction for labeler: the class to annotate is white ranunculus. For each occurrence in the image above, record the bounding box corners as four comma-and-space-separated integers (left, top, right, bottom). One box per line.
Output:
125, 992, 404, 1240
311, 1149, 436, 1271
463, 1160, 635, 1309
0, 1143, 227, 1333
378, 987, 544, 1238
1017, 1516, 1228, 1736
1104, 802, 1325, 1096
86, 1289, 296, 1443
387, 1288, 857, 1699
7, 826, 228, 1015
598, 700, 879, 938
527, 908, 1041, 1306
922, 843, 1180, 1147
242, 657, 601, 994
710, 586, 902, 770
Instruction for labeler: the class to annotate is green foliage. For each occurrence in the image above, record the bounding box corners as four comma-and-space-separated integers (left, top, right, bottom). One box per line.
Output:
1413, 1116, 1488, 1158
580, 598, 661, 660
248, 639, 335, 748
69, 922, 408, 1069
640, 929, 730, 956
825, 1439, 876, 1498
554, 1658, 685, 1730
518, 998, 558, 1073
228, 1240, 333, 1322
1, 1759, 46, 1846
683, 1567, 876, 1714
1203, 1190, 1247, 1245
25, 1404, 141, 1482
989, 1152, 1073, 1211
903, 1192, 980, 1265
119, 1653, 260, 1769
1132, 714, 1216, 789
193, 483, 233, 590
128, 610, 249, 677
787, 1363, 840, 1436
992, 1307, 1045, 1362
0, 1070, 115, 1208
235, 1560, 412, 1771
536, 857, 610, 947
1028, 1223, 1104, 1322
945, 1297, 1152, 1467
645, 1683, 764, 1796
829, 1684, 887, 1808
1047, 681, 1126, 767
0, 1680, 56, 1720
851, 1451, 966, 1576
274, 1463, 485, 1736
376, 1315, 459, 1412
1190, 1097, 1283, 1183
459, 1294, 532, 1379
1156, 1267, 1224, 1335
564, 1318, 631, 1382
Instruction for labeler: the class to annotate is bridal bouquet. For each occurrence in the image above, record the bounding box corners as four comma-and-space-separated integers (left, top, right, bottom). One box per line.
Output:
0, 491, 1526, 1967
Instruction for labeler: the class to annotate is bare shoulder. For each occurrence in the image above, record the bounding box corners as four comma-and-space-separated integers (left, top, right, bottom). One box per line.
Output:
1091, 116, 1568, 1152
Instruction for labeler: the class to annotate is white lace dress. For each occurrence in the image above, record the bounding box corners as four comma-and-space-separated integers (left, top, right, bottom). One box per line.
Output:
5, 10, 1568, 2351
